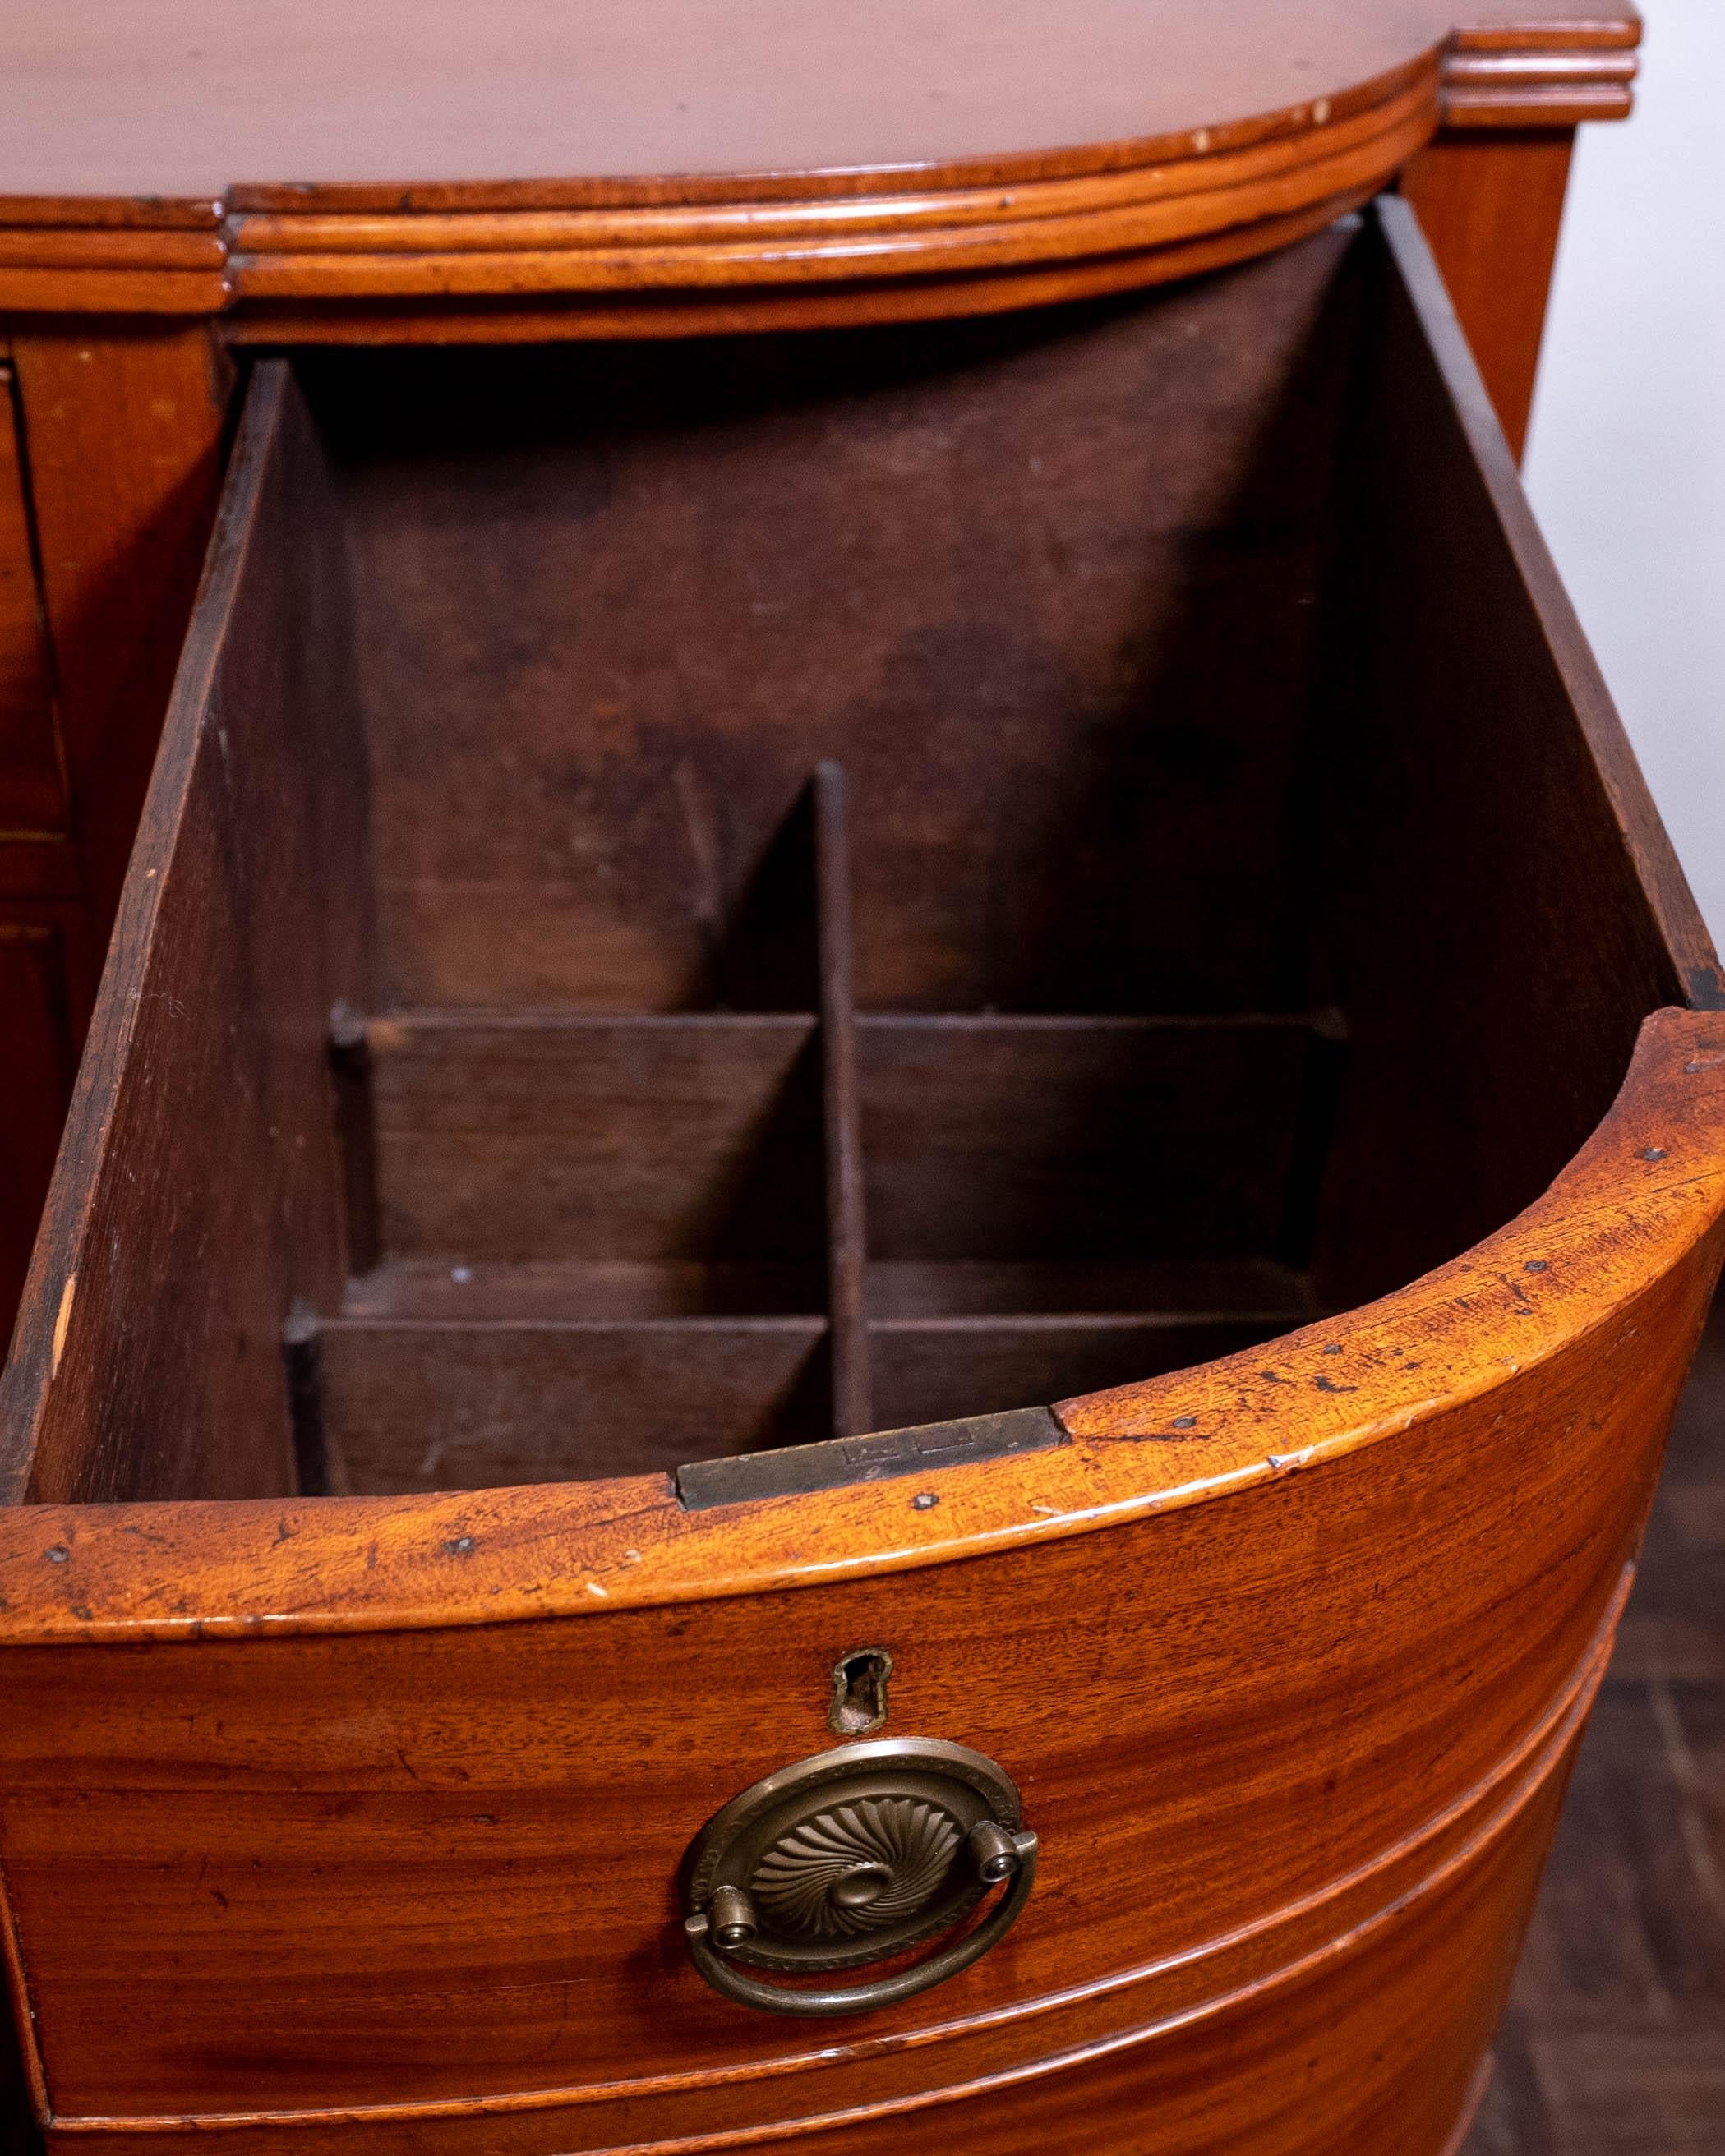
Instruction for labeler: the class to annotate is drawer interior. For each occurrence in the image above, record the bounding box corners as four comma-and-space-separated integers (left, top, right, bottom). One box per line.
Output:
297, 237, 1355, 1492
1, 205, 1704, 1506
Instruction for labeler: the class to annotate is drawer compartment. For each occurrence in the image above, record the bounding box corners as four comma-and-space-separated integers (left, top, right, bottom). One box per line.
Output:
1, 200, 1721, 2156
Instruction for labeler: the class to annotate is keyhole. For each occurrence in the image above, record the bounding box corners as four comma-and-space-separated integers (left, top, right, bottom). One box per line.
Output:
829, 1647, 893, 1734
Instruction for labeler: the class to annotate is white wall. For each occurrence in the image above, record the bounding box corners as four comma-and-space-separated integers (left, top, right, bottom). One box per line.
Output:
1524, 0, 1725, 942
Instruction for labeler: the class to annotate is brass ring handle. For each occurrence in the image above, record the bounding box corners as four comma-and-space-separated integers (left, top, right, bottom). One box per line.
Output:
681, 1736, 1038, 2019
686, 1827, 1038, 2017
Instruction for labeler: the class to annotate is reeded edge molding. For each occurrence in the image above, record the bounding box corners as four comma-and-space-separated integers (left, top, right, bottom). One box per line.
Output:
1441, 7, 1640, 125
39, 1567, 1620, 2140
214, 197, 1372, 347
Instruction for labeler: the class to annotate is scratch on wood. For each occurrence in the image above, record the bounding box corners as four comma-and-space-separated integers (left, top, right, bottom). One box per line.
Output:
51, 1272, 76, 1378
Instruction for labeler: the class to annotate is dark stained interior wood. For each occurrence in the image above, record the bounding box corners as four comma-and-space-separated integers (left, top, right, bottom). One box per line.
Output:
2, 202, 1713, 1510
856, 1016, 1332, 1262
317, 1315, 828, 1494
865, 1309, 1311, 1434
0, 366, 373, 1505
362, 1012, 826, 1268
814, 761, 871, 1438
0, 928, 72, 1333
0, 364, 62, 836
312, 229, 1359, 1016
1308, 204, 1717, 1310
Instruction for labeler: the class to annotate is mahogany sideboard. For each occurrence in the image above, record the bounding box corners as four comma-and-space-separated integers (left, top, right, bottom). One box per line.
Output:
2, 7, 1708, 2156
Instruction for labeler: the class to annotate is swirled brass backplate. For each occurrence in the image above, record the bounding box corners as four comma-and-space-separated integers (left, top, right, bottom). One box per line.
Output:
685, 1737, 1023, 1974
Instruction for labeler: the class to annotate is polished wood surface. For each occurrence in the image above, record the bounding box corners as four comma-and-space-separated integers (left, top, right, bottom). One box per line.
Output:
0, 203, 1717, 2151
0, 3, 1636, 335
0, 326, 228, 1345
1400, 128, 1577, 453
0, 2, 1635, 195
5, 328, 230, 941
0, 358, 75, 1327
1463, 1299, 1725, 2156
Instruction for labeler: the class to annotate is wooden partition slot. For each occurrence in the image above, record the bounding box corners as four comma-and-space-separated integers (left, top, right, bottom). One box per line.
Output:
317, 1315, 828, 1494
858, 1014, 1331, 1268
814, 761, 871, 1438
841, 1014, 1331, 1426
316, 994, 1335, 1480
315, 1002, 840, 1489
869, 1309, 1312, 1431
310, 765, 886, 1487
9, 210, 1725, 2156
358, 1011, 825, 1281
864, 1255, 1317, 1427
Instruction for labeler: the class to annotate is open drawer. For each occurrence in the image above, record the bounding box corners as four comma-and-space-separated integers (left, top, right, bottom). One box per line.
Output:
1, 200, 1722, 2156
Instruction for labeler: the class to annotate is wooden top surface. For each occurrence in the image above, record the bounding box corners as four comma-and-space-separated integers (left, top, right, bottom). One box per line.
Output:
0, 2, 1638, 329
4, 1, 1639, 201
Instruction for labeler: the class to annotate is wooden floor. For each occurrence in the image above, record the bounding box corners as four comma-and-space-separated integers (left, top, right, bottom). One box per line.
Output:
1464, 1301, 1725, 2156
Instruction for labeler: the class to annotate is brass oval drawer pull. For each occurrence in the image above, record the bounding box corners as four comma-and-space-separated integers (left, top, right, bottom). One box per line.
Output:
683, 1737, 1037, 2017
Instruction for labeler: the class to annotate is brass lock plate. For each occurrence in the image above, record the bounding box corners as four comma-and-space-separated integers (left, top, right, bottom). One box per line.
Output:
685, 1737, 1024, 1976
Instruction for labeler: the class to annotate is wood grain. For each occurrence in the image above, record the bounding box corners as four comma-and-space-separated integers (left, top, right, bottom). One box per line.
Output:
316, 233, 1357, 1016
0, 1140, 1707, 2143
0, 364, 371, 1506
857, 1016, 1328, 1265
0, 7, 1628, 196
0, 364, 60, 836
1461, 1298, 1725, 2156
1401, 129, 1578, 453
814, 765, 870, 1439
1309, 198, 1719, 1310
0, 8, 1637, 1311
0, 194, 1710, 2156
0, 928, 72, 1336
5, 326, 231, 952
362, 1014, 825, 1266
0, 7, 1636, 329
2, 1003, 1718, 1634
319, 1313, 829, 1492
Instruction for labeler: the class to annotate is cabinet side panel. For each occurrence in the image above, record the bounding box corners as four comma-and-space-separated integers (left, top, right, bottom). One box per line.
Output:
0, 362, 372, 1504
1312, 200, 1713, 1306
